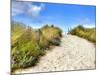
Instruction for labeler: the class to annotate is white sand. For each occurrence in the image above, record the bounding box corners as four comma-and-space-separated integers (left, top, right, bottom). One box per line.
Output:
14, 35, 96, 74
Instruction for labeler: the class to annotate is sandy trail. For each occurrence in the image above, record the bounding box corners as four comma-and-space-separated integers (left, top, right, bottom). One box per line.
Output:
15, 35, 96, 74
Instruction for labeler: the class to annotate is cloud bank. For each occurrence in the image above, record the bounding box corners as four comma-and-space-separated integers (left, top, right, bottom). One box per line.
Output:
12, 1, 45, 18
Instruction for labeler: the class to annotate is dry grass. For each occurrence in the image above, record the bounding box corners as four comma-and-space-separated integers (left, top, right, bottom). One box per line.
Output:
11, 22, 62, 71
68, 25, 96, 43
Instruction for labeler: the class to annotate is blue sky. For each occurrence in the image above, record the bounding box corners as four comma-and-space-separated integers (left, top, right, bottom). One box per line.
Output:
12, 1, 96, 32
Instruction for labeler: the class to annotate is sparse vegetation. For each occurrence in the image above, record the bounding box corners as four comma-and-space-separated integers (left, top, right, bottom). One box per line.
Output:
11, 22, 62, 71
68, 25, 96, 43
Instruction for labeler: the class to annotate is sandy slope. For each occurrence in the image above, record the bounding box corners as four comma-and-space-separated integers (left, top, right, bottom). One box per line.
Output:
15, 35, 96, 74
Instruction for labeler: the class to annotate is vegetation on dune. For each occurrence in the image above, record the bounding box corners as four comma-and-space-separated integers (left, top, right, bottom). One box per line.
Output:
11, 21, 27, 46
68, 25, 96, 43
12, 21, 95, 72
11, 22, 62, 71
41, 25, 62, 46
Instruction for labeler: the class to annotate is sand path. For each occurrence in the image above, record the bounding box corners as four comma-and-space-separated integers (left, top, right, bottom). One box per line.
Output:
15, 35, 96, 74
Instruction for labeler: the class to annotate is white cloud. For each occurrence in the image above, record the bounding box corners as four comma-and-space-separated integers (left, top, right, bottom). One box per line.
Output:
12, 1, 45, 17
70, 17, 95, 28
83, 24, 95, 28
71, 24, 95, 29
31, 25, 42, 29
28, 5, 42, 17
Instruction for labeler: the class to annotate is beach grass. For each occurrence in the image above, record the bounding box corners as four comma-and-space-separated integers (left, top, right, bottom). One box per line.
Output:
11, 22, 62, 71
68, 25, 96, 43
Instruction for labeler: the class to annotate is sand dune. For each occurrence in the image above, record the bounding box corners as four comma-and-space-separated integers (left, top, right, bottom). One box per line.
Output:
14, 34, 96, 74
